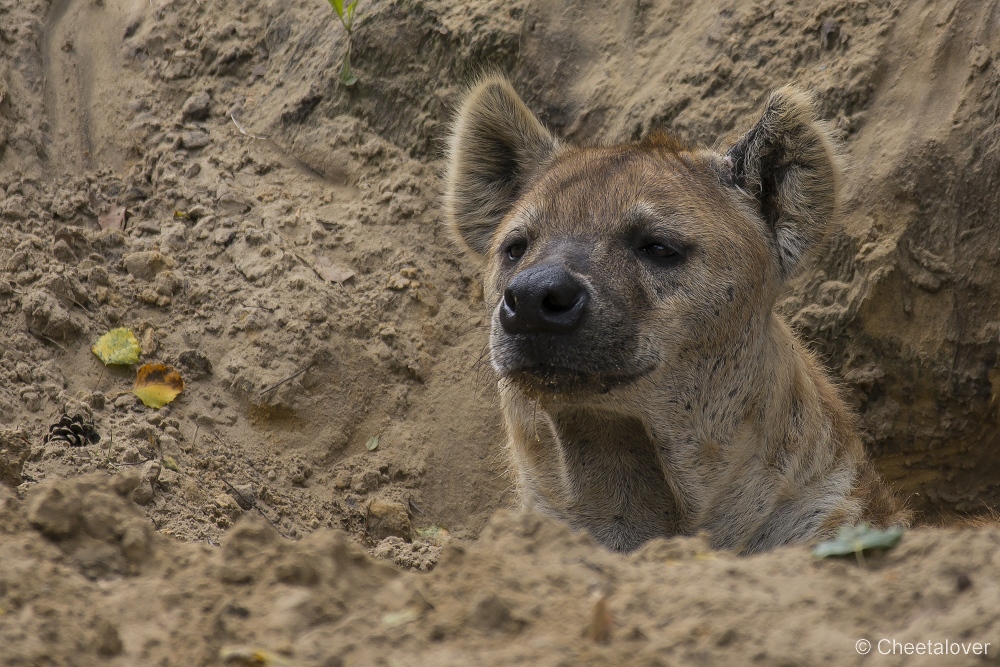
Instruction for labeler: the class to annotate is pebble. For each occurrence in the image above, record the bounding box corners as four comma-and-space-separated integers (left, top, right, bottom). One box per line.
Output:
52, 239, 76, 263
123, 250, 175, 281
178, 349, 213, 377
180, 131, 210, 150
351, 470, 381, 494
132, 460, 161, 505
213, 228, 235, 245
366, 498, 412, 542
22, 289, 80, 339
181, 91, 211, 121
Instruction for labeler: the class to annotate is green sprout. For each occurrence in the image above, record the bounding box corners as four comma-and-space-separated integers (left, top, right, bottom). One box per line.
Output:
327, 0, 359, 86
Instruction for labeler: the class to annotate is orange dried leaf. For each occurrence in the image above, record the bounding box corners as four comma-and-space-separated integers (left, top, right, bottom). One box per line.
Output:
133, 363, 184, 409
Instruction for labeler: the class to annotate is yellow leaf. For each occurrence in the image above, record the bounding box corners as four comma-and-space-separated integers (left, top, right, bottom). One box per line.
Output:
133, 363, 185, 409
219, 646, 297, 666
92, 328, 141, 366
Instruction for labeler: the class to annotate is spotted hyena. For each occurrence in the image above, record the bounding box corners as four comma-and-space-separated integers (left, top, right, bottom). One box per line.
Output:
445, 76, 907, 554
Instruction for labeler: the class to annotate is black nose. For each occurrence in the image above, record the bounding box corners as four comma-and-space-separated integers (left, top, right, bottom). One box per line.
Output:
499, 265, 589, 334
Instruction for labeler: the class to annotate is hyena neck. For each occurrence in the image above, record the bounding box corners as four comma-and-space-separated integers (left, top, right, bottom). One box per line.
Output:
652, 314, 857, 550
543, 407, 681, 552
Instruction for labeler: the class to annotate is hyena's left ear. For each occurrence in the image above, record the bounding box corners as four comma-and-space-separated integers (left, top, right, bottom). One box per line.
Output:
445, 76, 558, 257
723, 86, 842, 278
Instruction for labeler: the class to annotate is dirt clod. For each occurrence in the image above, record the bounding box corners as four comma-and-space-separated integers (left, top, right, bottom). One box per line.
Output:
27, 481, 82, 539
367, 497, 412, 542
181, 91, 212, 121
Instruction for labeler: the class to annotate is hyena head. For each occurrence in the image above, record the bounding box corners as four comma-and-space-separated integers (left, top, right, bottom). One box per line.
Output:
445, 76, 840, 401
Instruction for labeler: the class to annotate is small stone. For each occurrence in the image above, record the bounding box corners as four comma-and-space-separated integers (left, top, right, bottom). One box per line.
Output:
22, 289, 80, 339
180, 131, 210, 150
366, 498, 412, 542
84, 392, 106, 410
178, 349, 213, 377
0, 429, 30, 488
140, 459, 161, 486
89, 265, 110, 285
158, 434, 178, 456
213, 228, 235, 245
214, 493, 244, 522
229, 483, 256, 510
139, 326, 158, 356
123, 250, 175, 281
186, 204, 209, 220
181, 91, 211, 121
21, 391, 42, 413
138, 288, 163, 305
161, 223, 187, 251
132, 482, 153, 505
288, 459, 312, 486
333, 470, 352, 490
387, 274, 411, 290
153, 270, 182, 296
351, 470, 381, 494
52, 239, 76, 263
132, 469, 158, 505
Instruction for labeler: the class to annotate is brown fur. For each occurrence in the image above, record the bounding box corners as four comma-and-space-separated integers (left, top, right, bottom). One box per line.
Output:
445, 76, 908, 554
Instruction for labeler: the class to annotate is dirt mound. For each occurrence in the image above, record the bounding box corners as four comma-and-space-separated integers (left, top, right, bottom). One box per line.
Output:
1, 0, 1000, 662
4, 476, 1000, 666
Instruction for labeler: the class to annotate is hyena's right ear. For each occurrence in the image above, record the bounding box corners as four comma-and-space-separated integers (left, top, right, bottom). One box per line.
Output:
445, 76, 558, 257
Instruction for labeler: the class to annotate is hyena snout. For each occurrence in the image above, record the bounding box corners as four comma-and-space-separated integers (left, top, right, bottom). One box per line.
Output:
500, 264, 589, 335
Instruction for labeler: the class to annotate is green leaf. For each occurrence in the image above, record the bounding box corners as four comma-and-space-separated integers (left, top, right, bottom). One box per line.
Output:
813, 523, 905, 558
345, 0, 357, 28
92, 328, 141, 366
365, 435, 379, 451
328, 0, 345, 20
339, 56, 357, 86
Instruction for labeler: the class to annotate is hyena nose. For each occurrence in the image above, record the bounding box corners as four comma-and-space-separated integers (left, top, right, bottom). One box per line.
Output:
500, 265, 589, 334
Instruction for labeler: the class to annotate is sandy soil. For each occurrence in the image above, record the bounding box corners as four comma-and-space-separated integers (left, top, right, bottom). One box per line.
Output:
1, 0, 999, 664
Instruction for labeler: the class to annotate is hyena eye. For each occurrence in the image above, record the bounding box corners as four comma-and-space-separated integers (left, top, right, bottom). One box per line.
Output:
506, 242, 527, 260
642, 242, 677, 259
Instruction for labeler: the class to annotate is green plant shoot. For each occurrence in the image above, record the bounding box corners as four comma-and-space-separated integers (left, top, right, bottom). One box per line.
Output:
327, 0, 359, 86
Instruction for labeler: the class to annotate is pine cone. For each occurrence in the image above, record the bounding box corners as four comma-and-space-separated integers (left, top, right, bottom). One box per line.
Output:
43, 414, 101, 448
